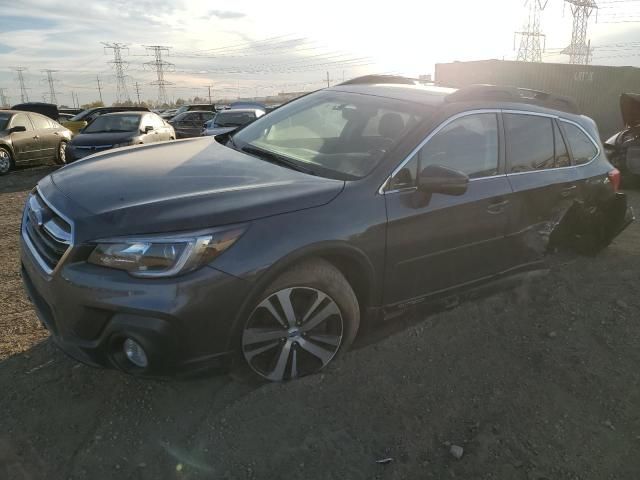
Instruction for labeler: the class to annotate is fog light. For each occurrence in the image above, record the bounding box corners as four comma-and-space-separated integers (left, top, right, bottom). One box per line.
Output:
123, 338, 148, 368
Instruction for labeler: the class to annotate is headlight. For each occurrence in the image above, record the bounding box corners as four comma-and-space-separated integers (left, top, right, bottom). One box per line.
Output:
87, 226, 247, 278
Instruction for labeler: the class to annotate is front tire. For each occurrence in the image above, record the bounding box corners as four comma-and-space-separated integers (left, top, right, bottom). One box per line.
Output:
240, 259, 360, 382
0, 148, 13, 175
55, 141, 67, 165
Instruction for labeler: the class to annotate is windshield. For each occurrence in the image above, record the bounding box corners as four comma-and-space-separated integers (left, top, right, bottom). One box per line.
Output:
69, 109, 94, 122
214, 111, 256, 127
232, 90, 429, 179
0, 115, 10, 131
83, 114, 140, 133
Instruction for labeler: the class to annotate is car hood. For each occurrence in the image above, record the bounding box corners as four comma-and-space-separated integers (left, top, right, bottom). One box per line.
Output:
43, 137, 344, 241
70, 131, 138, 146
621, 93, 640, 127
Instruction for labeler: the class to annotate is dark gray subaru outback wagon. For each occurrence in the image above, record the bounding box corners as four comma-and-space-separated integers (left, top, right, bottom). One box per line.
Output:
20, 79, 633, 381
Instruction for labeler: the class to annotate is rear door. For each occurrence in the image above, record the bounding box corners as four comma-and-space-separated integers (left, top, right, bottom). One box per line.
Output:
29, 113, 58, 160
9, 113, 40, 161
503, 111, 579, 264
383, 110, 513, 305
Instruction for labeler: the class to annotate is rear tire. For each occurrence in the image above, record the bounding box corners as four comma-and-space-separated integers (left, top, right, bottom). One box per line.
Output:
55, 141, 67, 166
0, 148, 13, 175
237, 259, 360, 382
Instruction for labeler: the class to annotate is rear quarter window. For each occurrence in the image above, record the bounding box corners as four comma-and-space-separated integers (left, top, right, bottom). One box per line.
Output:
561, 122, 598, 165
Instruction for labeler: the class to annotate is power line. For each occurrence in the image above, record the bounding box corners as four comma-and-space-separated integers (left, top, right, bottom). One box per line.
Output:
42, 69, 58, 105
102, 42, 131, 104
143, 45, 174, 105
515, 0, 549, 62
12, 67, 29, 103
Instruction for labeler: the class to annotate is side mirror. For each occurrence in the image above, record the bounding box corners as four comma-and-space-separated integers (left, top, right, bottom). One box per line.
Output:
9, 125, 27, 133
418, 164, 469, 196
144, 126, 154, 133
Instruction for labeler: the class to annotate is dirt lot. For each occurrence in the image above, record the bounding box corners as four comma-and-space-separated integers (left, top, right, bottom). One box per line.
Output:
1, 166, 639, 480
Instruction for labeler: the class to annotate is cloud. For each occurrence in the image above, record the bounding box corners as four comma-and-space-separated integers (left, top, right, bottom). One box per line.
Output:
2, 15, 57, 31
205, 10, 245, 20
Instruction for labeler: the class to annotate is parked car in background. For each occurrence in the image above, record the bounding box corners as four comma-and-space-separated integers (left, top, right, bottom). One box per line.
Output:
20, 80, 632, 382
57, 113, 75, 123
11, 102, 61, 122
66, 111, 174, 162
62, 106, 150, 134
0, 109, 72, 174
169, 110, 216, 138
605, 93, 640, 184
160, 108, 178, 120
173, 104, 217, 117
229, 101, 267, 111
202, 108, 265, 136
59, 107, 83, 116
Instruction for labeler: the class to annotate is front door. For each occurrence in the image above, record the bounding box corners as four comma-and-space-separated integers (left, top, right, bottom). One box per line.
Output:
383, 111, 513, 305
29, 113, 58, 160
9, 113, 40, 161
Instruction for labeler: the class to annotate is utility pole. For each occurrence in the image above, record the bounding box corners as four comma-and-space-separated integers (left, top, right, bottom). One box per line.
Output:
96, 75, 103, 104
102, 42, 131, 104
134, 81, 142, 104
13, 67, 29, 103
326, 71, 331, 88
515, 0, 549, 62
562, 0, 598, 64
206, 84, 214, 104
42, 69, 58, 104
0, 88, 9, 108
143, 45, 174, 106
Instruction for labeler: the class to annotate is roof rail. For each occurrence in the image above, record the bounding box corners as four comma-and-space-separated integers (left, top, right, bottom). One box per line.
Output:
445, 84, 580, 114
338, 74, 419, 86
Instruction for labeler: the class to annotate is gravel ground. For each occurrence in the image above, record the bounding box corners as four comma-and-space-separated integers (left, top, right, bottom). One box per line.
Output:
1, 167, 639, 480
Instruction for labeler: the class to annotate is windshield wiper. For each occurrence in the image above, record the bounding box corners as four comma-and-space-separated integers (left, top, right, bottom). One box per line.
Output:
240, 145, 315, 175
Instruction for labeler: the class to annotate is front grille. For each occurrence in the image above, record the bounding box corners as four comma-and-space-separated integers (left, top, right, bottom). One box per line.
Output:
22, 191, 72, 272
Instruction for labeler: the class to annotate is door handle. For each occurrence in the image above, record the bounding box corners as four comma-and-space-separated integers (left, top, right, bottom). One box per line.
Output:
487, 199, 510, 214
560, 185, 577, 198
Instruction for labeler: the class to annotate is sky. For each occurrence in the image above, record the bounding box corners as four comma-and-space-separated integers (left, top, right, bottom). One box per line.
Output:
1, 0, 640, 106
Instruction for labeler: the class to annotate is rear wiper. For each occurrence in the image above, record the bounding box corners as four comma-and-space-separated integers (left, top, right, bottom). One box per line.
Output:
240, 145, 315, 175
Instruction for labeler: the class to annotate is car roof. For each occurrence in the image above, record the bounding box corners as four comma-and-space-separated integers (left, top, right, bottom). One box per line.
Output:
0, 109, 47, 116
99, 111, 146, 117
329, 83, 457, 106
217, 108, 262, 114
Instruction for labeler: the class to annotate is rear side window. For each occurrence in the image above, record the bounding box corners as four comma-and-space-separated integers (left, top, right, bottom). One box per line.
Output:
30, 114, 51, 130
562, 122, 598, 165
505, 114, 555, 172
554, 121, 571, 168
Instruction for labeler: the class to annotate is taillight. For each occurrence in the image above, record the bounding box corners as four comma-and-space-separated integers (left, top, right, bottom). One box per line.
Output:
608, 168, 621, 192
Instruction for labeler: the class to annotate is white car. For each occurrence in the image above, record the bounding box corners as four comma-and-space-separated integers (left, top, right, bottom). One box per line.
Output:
202, 109, 265, 136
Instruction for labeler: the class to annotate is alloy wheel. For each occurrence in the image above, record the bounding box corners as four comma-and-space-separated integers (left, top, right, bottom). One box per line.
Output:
58, 143, 67, 164
242, 287, 343, 381
0, 150, 10, 174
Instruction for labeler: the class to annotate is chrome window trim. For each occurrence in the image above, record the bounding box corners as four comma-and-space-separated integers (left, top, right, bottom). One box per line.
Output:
21, 187, 75, 276
378, 109, 502, 195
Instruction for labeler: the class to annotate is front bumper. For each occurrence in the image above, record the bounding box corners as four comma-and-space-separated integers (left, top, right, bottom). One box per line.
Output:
20, 238, 251, 376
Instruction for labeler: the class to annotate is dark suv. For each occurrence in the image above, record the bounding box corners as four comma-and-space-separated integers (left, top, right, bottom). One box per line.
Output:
20, 80, 633, 381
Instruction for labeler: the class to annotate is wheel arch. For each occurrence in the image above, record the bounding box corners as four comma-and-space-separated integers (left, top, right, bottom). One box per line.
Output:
226, 241, 379, 350
0, 141, 15, 159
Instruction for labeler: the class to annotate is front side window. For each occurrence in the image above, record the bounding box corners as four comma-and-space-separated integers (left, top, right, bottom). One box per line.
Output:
505, 114, 555, 172
387, 113, 499, 191
11, 113, 32, 131
0, 114, 11, 131
233, 90, 429, 179
84, 115, 141, 133
562, 121, 598, 165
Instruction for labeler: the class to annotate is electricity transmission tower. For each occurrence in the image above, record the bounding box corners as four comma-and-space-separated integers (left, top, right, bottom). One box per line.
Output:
562, 0, 598, 64
96, 75, 104, 103
134, 81, 142, 104
0, 88, 9, 107
144, 45, 174, 105
515, 0, 549, 62
102, 42, 131, 104
13, 67, 29, 102
42, 69, 58, 104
